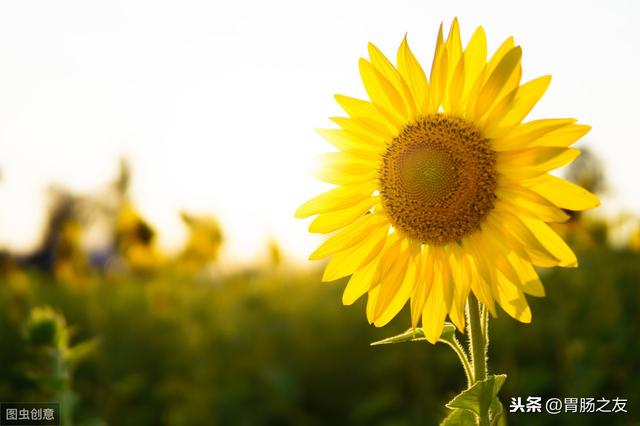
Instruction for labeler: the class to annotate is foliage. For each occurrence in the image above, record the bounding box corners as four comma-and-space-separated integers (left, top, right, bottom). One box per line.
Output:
22, 305, 98, 426
1, 228, 639, 425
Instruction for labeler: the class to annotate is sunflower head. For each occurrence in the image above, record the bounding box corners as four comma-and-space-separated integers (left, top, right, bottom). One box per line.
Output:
380, 114, 497, 245
296, 19, 599, 343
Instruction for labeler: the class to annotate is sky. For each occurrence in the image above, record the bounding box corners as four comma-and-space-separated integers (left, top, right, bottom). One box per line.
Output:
0, 0, 638, 265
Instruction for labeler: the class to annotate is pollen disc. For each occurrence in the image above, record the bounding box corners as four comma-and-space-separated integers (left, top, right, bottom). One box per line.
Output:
379, 114, 497, 245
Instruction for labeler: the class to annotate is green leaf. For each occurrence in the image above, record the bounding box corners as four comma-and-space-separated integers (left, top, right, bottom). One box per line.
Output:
490, 398, 507, 426
440, 408, 477, 426
64, 338, 99, 367
446, 374, 507, 417
370, 323, 456, 346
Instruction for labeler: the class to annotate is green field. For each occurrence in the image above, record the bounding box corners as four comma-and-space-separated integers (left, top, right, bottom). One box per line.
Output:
1, 220, 639, 425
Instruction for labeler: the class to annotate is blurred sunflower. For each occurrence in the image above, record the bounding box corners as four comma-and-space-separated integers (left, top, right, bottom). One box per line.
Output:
116, 203, 163, 273
296, 19, 599, 343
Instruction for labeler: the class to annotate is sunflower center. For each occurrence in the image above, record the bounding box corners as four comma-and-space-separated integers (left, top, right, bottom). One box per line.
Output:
379, 114, 497, 245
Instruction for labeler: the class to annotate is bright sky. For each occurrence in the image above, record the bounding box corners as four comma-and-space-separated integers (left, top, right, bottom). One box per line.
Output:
0, 0, 638, 265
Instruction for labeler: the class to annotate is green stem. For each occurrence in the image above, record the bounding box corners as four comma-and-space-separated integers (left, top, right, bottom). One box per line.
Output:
481, 304, 490, 371
439, 335, 473, 388
467, 294, 487, 382
53, 344, 73, 426
467, 293, 489, 426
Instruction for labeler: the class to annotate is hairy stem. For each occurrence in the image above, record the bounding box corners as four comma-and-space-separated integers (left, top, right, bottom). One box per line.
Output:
439, 335, 473, 388
467, 293, 489, 425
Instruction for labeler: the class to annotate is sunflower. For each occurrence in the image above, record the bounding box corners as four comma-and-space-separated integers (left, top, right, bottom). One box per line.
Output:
295, 19, 599, 343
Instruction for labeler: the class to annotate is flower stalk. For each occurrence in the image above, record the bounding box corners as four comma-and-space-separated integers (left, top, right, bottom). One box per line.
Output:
467, 293, 490, 425
439, 330, 473, 388
467, 294, 487, 383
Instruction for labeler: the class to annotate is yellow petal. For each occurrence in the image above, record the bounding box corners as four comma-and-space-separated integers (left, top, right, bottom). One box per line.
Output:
359, 58, 408, 119
519, 216, 578, 267
483, 211, 533, 263
322, 222, 389, 281
335, 94, 375, 116
373, 242, 421, 326
507, 253, 545, 297
460, 29, 489, 117
295, 182, 376, 218
448, 244, 471, 331
495, 272, 532, 323
468, 264, 497, 317
497, 147, 580, 179
485, 37, 515, 77
498, 146, 579, 167
448, 55, 466, 116
421, 250, 447, 343
445, 18, 462, 70
410, 247, 433, 328
490, 118, 577, 151
439, 248, 454, 316
487, 209, 561, 267
527, 124, 591, 148
429, 24, 448, 113
366, 285, 379, 324
496, 186, 570, 223
462, 235, 498, 316
461, 26, 487, 99
309, 213, 384, 259
334, 94, 402, 132
443, 18, 463, 112
313, 168, 375, 186
315, 128, 386, 154
365, 231, 402, 323
340, 147, 382, 163
498, 63, 522, 109
524, 174, 600, 211
482, 75, 552, 139
309, 197, 378, 234
482, 37, 521, 103
474, 46, 522, 120
313, 152, 378, 186
397, 35, 429, 115
503, 76, 551, 124
316, 151, 378, 170
368, 43, 417, 117
331, 116, 395, 141
343, 254, 381, 305
481, 230, 541, 300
